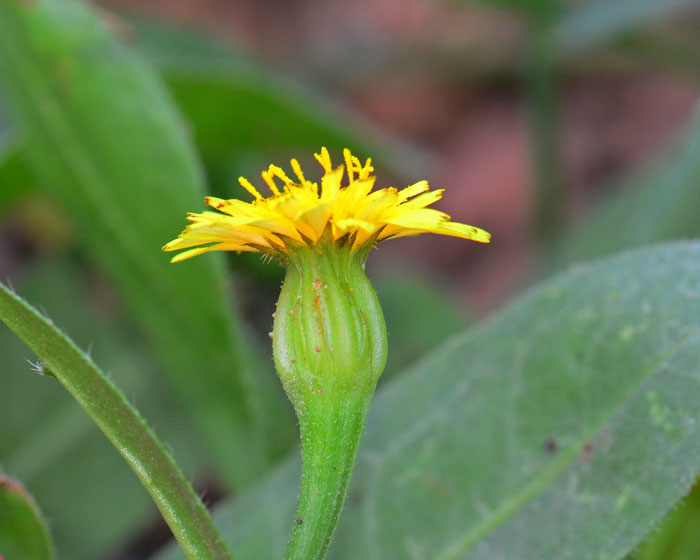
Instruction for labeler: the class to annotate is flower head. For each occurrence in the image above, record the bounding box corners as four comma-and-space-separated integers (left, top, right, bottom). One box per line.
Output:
163, 147, 490, 262
162, 148, 490, 557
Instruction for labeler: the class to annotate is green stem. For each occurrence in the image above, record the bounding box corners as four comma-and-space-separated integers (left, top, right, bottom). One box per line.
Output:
286, 391, 371, 560
0, 282, 232, 560
526, 16, 564, 242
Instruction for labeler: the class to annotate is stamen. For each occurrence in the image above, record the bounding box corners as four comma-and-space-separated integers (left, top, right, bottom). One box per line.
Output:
344, 148, 354, 183
359, 158, 374, 180
268, 164, 295, 187
314, 147, 332, 173
238, 177, 263, 201
291, 158, 306, 183
261, 170, 281, 196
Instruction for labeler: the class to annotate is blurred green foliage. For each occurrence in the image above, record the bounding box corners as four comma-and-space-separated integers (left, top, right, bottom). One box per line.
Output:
0, 259, 203, 558
547, 110, 700, 273
633, 483, 700, 560
0, 0, 290, 492
374, 270, 469, 379
0, 475, 53, 560
0, 0, 699, 558
0, 146, 34, 209
161, 242, 700, 560
555, 0, 700, 57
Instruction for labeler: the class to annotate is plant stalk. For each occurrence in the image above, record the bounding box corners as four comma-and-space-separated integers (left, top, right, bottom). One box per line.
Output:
285, 390, 371, 560
526, 15, 564, 242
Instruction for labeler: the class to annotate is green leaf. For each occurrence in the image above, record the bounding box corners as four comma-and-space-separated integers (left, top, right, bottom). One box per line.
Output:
373, 267, 468, 379
133, 16, 358, 160
0, 144, 35, 212
161, 241, 700, 560
0, 475, 53, 560
0, 0, 290, 487
0, 259, 203, 558
0, 103, 34, 211
156, 461, 300, 560
126, 17, 435, 180
547, 106, 700, 273
634, 483, 700, 560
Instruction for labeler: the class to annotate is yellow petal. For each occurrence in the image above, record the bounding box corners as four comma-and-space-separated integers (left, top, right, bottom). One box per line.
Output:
396, 180, 429, 203
435, 221, 491, 243
164, 148, 490, 262
320, 165, 344, 203
170, 242, 257, 263
383, 208, 449, 230
297, 202, 331, 242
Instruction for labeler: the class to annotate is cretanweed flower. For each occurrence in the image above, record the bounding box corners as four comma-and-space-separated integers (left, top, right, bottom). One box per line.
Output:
164, 148, 489, 560
163, 147, 489, 262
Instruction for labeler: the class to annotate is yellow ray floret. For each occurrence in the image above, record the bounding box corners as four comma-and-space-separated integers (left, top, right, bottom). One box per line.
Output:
163, 148, 490, 262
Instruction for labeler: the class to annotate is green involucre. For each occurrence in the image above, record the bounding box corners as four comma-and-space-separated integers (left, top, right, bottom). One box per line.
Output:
272, 239, 387, 560
273, 241, 387, 400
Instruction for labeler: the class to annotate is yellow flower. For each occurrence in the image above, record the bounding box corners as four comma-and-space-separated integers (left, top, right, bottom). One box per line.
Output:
163, 147, 490, 262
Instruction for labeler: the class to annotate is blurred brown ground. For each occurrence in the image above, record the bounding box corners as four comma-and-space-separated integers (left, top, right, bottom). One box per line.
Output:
98, 0, 700, 313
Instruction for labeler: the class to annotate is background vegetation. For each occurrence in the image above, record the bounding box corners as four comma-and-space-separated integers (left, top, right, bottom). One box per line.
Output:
0, 0, 699, 558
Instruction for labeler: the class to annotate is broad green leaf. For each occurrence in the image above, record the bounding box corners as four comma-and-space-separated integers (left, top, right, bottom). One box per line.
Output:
0, 259, 202, 558
547, 105, 700, 273
161, 241, 700, 560
0, 0, 291, 487
373, 267, 468, 379
0, 475, 53, 560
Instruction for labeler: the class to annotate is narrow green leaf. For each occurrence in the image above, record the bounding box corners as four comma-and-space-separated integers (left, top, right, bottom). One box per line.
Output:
161, 241, 700, 560
0, 475, 53, 560
547, 106, 700, 273
0, 0, 290, 487
0, 281, 232, 560
0, 144, 35, 211
633, 483, 700, 560
0, 259, 201, 558
155, 461, 300, 560
0, 103, 34, 211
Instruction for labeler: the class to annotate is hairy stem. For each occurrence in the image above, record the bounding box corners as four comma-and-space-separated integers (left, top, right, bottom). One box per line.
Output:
285, 391, 371, 560
0, 283, 232, 560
